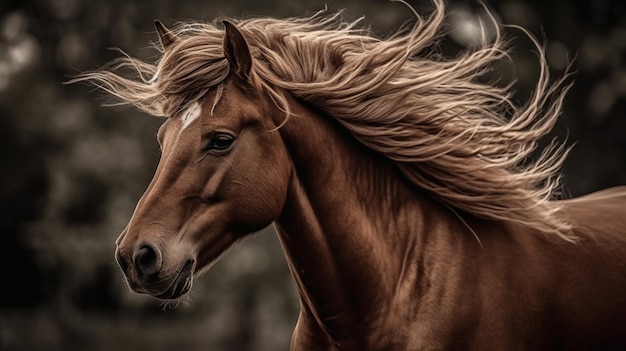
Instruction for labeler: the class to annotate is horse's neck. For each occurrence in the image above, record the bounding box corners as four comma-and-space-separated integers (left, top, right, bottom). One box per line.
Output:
273, 101, 463, 345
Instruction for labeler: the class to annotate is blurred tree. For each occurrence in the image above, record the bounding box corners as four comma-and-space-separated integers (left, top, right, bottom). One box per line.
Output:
0, 0, 624, 350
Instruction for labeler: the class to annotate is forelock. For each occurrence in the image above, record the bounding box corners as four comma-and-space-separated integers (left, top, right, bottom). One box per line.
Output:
156, 27, 230, 117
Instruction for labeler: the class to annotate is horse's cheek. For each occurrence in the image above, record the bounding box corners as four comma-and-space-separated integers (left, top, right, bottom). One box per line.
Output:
242, 166, 287, 227
247, 136, 290, 218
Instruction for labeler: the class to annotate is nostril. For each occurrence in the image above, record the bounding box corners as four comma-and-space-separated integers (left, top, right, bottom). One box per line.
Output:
115, 247, 129, 275
133, 243, 162, 278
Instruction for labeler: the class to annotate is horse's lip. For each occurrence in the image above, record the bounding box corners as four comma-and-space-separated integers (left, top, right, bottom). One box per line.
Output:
154, 259, 195, 300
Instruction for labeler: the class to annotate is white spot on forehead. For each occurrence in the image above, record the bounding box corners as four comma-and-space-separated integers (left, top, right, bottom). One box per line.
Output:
181, 102, 202, 130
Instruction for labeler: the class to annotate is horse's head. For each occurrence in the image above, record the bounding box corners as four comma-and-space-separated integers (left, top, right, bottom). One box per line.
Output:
114, 21, 291, 299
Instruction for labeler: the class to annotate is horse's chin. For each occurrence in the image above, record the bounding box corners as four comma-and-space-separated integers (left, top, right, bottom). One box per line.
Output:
155, 276, 193, 300
150, 259, 195, 300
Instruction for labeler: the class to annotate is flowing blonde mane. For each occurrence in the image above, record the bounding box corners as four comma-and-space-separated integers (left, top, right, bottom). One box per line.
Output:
75, 0, 575, 239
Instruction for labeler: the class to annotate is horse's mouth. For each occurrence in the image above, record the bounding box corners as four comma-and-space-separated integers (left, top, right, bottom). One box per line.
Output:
154, 259, 195, 300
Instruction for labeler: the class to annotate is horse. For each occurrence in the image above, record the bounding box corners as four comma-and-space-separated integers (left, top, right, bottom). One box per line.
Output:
75, 0, 626, 349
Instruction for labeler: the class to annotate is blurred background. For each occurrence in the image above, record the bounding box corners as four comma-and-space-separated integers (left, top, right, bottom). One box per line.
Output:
0, 0, 624, 350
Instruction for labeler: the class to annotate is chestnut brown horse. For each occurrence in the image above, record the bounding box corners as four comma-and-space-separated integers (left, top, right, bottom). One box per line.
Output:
77, 1, 626, 349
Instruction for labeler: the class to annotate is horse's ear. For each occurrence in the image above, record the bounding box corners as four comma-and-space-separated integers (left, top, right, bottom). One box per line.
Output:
222, 20, 252, 80
154, 20, 178, 50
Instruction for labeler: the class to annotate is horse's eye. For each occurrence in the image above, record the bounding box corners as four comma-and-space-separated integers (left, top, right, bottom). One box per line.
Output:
206, 133, 234, 151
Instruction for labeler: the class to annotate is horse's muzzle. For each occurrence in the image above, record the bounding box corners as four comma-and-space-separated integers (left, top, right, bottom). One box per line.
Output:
115, 243, 195, 299
154, 259, 195, 299
115, 243, 161, 279
133, 243, 162, 278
